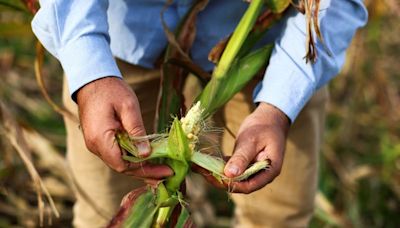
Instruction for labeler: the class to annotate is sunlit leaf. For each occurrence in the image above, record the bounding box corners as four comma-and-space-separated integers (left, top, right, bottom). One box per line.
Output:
166, 118, 190, 192
199, 45, 273, 118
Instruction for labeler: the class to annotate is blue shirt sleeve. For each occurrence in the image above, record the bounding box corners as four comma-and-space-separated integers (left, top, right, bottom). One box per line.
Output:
31, 0, 122, 99
253, 0, 368, 122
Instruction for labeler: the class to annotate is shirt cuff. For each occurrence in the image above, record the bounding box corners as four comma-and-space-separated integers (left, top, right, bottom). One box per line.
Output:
253, 50, 316, 123
58, 35, 122, 100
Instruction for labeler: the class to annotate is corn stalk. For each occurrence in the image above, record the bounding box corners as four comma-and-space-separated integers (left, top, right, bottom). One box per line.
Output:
109, 0, 291, 227
2, 0, 326, 226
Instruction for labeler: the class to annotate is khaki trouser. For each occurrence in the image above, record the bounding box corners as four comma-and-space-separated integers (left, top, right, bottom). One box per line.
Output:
63, 60, 328, 228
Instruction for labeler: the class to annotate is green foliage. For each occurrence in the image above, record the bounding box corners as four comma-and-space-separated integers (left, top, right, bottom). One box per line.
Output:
264, 0, 291, 13
198, 45, 273, 118
1, 0, 399, 227
123, 190, 159, 228
165, 118, 190, 193
175, 206, 192, 227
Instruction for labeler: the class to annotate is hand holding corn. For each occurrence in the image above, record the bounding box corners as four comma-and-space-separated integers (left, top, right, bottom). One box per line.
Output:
224, 102, 289, 193
76, 77, 173, 180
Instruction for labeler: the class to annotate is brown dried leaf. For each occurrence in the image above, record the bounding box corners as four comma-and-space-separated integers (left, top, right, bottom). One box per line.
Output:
0, 101, 60, 225
208, 36, 230, 64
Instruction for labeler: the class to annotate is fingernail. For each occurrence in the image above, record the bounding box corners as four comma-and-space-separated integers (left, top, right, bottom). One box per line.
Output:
227, 165, 240, 176
137, 141, 150, 156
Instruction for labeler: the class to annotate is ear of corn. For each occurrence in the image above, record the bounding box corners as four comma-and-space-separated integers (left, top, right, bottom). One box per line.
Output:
191, 151, 271, 182
165, 118, 190, 192
111, 0, 283, 226
116, 125, 271, 185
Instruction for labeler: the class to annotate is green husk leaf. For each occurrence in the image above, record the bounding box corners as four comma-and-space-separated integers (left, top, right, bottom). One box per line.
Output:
116, 131, 170, 162
265, 0, 291, 13
154, 183, 177, 227
165, 118, 190, 192
167, 118, 192, 161
191, 151, 225, 179
116, 131, 140, 157
121, 139, 169, 163
165, 159, 188, 194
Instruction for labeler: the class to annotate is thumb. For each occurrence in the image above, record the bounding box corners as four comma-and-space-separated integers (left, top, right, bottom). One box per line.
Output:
224, 135, 257, 178
116, 97, 151, 157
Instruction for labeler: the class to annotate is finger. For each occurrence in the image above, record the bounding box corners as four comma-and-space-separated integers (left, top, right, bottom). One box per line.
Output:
228, 170, 271, 194
229, 145, 284, 194
114, 92, 151, 157
124, 163, 174, 179
224, 133, 258, 178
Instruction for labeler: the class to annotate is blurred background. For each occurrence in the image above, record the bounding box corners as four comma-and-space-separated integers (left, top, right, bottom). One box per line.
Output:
0, 0, 399, 227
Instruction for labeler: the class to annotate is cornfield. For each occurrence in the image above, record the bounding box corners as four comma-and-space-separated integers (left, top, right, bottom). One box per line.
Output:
0, 0, 399, 227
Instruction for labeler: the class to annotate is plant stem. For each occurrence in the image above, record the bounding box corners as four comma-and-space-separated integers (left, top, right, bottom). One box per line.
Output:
212, 0, 263, 79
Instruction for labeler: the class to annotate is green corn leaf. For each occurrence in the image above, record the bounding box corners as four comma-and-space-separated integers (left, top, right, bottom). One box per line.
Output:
174, 205, 193, 228
213, 0, 264, 79
198, 44, 273, 118
121, 139, 169, 163
165, 157, 188, 193
265, 0, 291, 13
165, 118, 191, 192
122, 190, 158, 228
167, 118, 191, 161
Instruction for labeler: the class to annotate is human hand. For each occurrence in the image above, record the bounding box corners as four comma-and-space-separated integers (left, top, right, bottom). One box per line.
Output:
224, 102, 289, 193
76, 77, 173, 180
195, 102, 289, 193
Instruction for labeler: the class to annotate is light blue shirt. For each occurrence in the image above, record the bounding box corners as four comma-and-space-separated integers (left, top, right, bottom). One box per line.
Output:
31, 0, 367, 122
